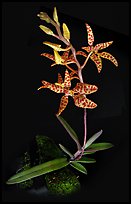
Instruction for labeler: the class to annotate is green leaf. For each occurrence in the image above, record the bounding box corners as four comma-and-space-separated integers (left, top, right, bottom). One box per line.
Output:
83, 151, 95, 155
53, 7, 60, 26
6, 157, 69, 184
57, 116, 81, 149
84, 130, 103, 149
70, 162, 87, 175
76, 157, 96, 163
84, 143, 114, 153
59, 144, 73, 158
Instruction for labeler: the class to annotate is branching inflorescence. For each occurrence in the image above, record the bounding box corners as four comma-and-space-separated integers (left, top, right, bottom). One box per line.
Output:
37, 7, 118, 160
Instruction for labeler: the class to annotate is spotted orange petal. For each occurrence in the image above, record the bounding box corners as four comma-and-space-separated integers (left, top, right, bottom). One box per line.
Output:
100, 52, 118, 67
85, 23, 94, 46
73, 94, 97, 109
41, 53, 55, 61
65, 53, 76, 63
62, 50, 70, 60
94, 41, 113, 51
76, 51, 88, 57
64, 69, 71, 88
56, 95, 68, 116
90, 53, 102, 73
82, 46, 93, 53
57, 73, 63, 84
73, 83, 98, 94
41, 80, 64, 93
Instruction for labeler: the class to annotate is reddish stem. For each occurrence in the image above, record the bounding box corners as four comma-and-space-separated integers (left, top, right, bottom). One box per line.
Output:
53, 21, 91, 158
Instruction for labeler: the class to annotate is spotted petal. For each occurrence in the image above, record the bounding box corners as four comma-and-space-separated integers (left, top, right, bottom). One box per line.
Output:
40, 80, 64, 93
64, 70, 71, 88
68, 71, 79, 81
41, 53, 55, 61
94, 41, 113, 51
90, 53, 102, 73
62, 50, 70, 61
82, 46, 93, 53
85, 23, 94, 46
73, 94, 97, 109
73, 83, 98, 94
100, 52, 118, 67
57, 73, 63, 84
76, 51, 88, 57
56, 95, 68, 116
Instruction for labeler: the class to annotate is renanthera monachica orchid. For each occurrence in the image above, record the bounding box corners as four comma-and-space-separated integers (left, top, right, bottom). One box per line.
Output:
6, 7, 118, 188
37, 8, 118, 161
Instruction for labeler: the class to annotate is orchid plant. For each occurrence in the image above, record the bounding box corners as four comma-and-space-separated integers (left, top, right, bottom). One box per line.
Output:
6, 7, 118, 192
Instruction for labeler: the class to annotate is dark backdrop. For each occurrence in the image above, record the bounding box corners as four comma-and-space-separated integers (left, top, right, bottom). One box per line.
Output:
2, 2, 129, 202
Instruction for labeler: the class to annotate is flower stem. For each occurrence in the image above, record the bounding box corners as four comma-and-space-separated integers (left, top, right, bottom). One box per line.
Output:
54, 20, 91, 158
81, 51, 93, 69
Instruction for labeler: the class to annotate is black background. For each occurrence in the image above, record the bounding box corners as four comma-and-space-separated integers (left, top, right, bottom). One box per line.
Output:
2, 2, 129, 202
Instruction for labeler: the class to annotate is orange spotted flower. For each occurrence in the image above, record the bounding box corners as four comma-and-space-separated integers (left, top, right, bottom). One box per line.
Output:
38, 70, 98, 116
80, 23, 118, 73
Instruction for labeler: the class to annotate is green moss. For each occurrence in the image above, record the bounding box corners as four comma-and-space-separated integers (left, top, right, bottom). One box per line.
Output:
35, 135, 63, 163
45, 168, 80, 196
16, 135, 81, 195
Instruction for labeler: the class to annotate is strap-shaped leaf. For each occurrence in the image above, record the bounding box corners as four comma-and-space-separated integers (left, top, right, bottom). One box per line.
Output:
70, 162, 87, 175
53, 7, 60, 26
6, 157, 69, 184
84, 130, 103, 149
56, 116, 81, 149
59, 144, 73, 158
84, 142, 114, 152
63, 23, 70, 41
83, 151, 95, 155
39, 25, 54, 35
76, 157, 96, 163
43, 41, 71, 52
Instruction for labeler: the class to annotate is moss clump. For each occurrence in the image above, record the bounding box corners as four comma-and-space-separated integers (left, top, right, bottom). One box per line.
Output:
17, 135, 80, 195
45, 168, 80, 196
